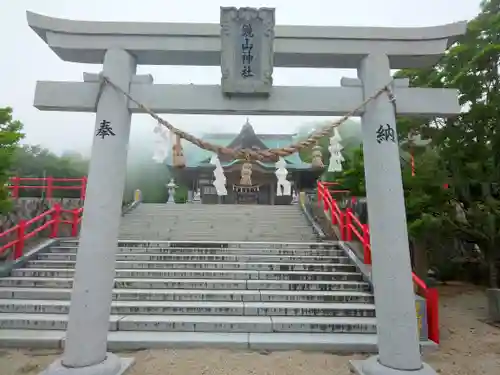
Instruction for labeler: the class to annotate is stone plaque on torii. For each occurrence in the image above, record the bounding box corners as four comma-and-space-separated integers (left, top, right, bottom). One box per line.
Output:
26, 8, 466, 375
220, 7, 275, 96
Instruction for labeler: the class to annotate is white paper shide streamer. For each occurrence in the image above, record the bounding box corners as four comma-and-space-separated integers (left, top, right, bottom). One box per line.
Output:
328, 128, 344, 172
275, 157, 291, 196
210, 154, 227, 196
152, 122, 171, 163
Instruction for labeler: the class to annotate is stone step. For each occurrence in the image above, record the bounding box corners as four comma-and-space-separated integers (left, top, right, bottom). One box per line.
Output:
118, 232, 315, 236
0, 313, 377, 333
46, 247, 344, 256
12, 268, 364, 282
0, 329, 439, 353
119, 226, 313, 231
36, 253, 350, 264
0, 277, 371, 291
57, 241, 340, 249
25, 260, 357, 272
117, 236, 318, 242
0, 300, 376, 317
0, 288, 374, 303
121, 220, 310, 224
117, 237, 318, 242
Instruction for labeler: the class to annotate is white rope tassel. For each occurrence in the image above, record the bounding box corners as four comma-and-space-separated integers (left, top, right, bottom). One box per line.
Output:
275, 157, 291, 196
210, 154, 227, 196
152, 122, 171, 163
328, 128, 344, 172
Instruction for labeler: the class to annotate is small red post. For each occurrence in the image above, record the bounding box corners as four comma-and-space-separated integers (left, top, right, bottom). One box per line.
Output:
14, 220, 26, 259
317, 182, 322, 208
426, 288, 440, 344
351, 196, 357, 205
362, 224, 372, 265
338, 210, 345, 241
46, 176, 53, 200
81, 176, 88, 200
50, 204, 61, 238
331, 202, 338, 225
323, 193, 329, 212
71, 208, 80, 237
345, 208, 353, 241
11, 176, 20, 199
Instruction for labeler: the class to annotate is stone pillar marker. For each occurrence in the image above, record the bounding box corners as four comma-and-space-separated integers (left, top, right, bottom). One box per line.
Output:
350, 53, 436, 375
41, 48, 136, 375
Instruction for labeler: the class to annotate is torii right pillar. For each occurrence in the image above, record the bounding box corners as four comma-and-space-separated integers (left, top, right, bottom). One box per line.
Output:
350, 53, 437, 375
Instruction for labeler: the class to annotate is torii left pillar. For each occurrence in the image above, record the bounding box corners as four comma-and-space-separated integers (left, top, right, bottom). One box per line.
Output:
41, 48, 136, 375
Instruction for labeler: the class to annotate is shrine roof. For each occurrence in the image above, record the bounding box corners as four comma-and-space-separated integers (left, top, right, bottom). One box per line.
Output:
166, 122, 311, 170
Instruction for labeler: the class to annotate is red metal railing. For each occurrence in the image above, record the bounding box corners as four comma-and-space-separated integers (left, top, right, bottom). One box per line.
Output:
8, 177, 87, 200
0, 204, 83, 260
317, 181, 439, 344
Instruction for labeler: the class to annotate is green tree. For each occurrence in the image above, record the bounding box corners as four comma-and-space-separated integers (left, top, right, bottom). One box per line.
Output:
389, 0, 500, 287
0, 107, 25, 212
332, 143, 452, 278
11, 145, 88, 198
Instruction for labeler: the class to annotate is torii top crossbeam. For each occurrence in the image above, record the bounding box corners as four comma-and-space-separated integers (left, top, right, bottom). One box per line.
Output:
27, 11, 466, 69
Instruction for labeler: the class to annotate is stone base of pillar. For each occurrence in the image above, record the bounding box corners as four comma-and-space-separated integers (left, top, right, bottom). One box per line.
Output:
350, 357, 437, 375
39, 353, 134, 375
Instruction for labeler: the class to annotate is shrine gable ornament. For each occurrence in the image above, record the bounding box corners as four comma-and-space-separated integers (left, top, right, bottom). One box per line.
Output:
220, 7, 275, 97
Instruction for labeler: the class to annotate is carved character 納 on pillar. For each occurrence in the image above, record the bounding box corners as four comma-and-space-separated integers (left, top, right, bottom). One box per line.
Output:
95, 120, 115, 138
376, 123, 396, 144
240, 162, 253, 185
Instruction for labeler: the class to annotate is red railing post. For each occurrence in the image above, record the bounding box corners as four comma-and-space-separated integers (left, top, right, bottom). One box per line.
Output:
71, 208, 80, 237
331, 202, 338, 225
362, 224, 371, 265
426, 288, 440, 343
14, 220, 26, 259
11, 176, 20, 199
317, 181, 322, 208
80, 176, 87, 200
50, 204, 61, 238
345, 208, 353, 241
46, 176, 53, 200
339, 209, 345, 240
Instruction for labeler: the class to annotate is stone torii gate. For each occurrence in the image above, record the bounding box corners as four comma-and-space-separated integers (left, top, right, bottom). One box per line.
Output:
27, 9, 466, 375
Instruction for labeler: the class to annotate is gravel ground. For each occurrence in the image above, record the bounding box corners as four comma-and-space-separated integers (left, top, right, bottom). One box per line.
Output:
1, 283, 499, 375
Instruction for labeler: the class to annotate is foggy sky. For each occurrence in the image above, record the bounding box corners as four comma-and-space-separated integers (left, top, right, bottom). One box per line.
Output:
0, 0, 480, 156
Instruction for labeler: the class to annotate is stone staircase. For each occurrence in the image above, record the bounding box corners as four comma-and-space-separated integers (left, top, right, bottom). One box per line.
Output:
0, 204, 381, 351
118, 204, 318, 242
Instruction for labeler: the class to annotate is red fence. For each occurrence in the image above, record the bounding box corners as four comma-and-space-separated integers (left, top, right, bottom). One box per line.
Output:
8, 177, 87, 200
0, 204, 83, 260
317, 181, 440, 344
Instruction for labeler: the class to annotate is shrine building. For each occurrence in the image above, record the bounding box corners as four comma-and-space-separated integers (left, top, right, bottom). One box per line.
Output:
167, 119, 321, 204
